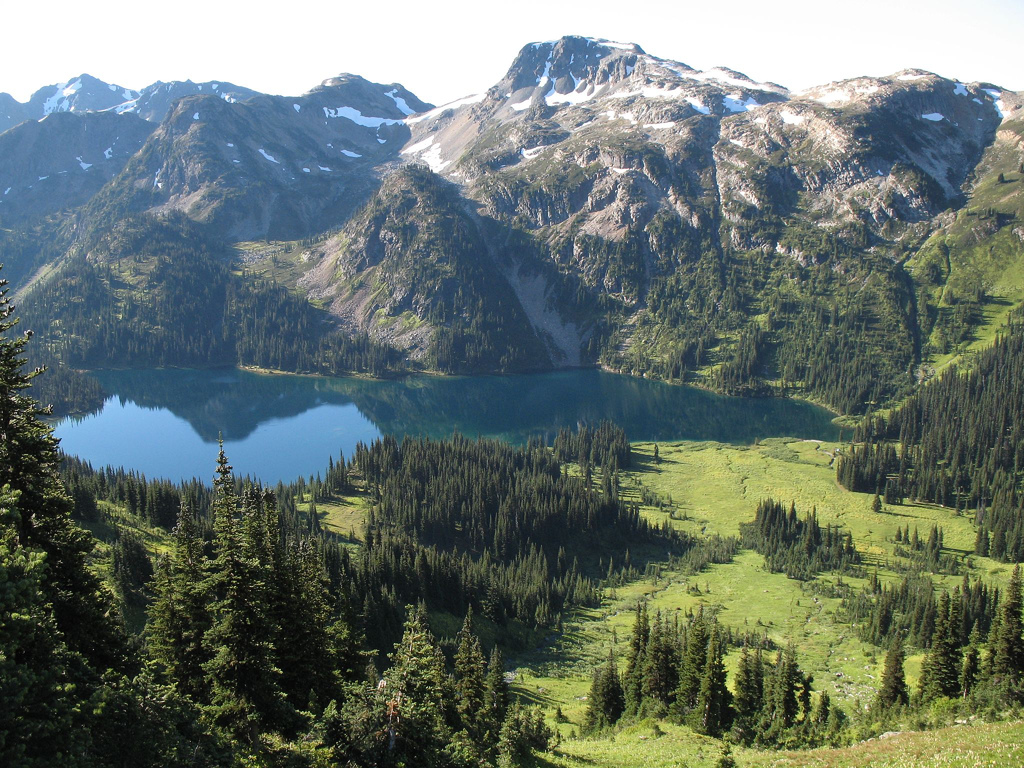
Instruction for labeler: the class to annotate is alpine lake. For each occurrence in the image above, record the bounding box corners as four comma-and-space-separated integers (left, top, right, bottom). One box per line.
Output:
53, 367, 840, 485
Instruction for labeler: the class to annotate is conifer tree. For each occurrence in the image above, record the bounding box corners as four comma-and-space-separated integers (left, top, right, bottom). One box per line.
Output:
584, 648, 625, 732
731, 645, 764, 742
622, 601, 650, 716
483, 646, 510, 738
641, 611, 678, 710
276, 535, 344, 711
919, 591, 961, 702
960, 641, 980, 699
453, 607, 487, 740
0, 277, 128, 674
692, 624, 731, 736
876, 640, 909, 709
0, 487, 78, 766
991, 565, 1024, 700
202, 469, 290, 743
758, 644, 800, 743
147, 503, 212, 703
673, 609, 709, 715
382, 606, 456, 765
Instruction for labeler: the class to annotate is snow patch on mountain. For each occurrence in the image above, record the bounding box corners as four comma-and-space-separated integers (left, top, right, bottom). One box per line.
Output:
545, 82, 599, 106
406, 93, 484, 124
723, 93, 760, 113
258, 148, 280, 164
984, 89, 1010, 119
402, 136, 435, 155
322, 106, 403, 127
685, 97, 710, 115
42, 79, 82, 114
401, 135, 449, 172
385, 89, 415, 116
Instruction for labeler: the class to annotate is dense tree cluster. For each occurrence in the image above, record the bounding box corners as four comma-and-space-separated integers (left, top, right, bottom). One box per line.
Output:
837, 318, 1024, 561
843, 571, 999, 650
866, 566, 1024, 716
584, 603, 843, 747
551, 421, 632, 471
741, 499, 860, 580
348, 429, 683, 650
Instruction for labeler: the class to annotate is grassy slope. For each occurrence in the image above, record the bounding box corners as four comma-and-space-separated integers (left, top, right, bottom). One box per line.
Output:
537, 719, 1024, 768
510, 439, 1018, 765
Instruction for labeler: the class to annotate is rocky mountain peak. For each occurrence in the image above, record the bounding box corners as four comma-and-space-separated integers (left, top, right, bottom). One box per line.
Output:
29, 73, 139, 116
496, 36, 649, 102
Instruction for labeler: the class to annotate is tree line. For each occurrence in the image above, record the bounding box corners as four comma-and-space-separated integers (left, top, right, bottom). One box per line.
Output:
836, 314, 1024, 562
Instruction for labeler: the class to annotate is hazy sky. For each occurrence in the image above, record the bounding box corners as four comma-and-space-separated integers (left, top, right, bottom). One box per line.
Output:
4, 0, 1023, 105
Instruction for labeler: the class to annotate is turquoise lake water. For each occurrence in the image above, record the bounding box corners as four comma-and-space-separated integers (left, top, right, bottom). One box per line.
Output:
53, 368, 838, 485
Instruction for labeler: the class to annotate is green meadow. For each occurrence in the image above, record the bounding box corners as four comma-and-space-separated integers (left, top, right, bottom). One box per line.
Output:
508, 438, 1020, 765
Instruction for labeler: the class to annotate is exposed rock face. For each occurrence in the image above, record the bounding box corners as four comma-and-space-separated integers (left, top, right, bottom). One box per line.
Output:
3, 37, 1023, 393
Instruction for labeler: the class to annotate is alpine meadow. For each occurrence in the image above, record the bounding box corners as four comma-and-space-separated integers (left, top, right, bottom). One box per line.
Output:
3, 30, 1024, 768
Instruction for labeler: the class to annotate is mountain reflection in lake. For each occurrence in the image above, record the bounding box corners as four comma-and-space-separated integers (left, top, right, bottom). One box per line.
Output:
53, 368, 838, 485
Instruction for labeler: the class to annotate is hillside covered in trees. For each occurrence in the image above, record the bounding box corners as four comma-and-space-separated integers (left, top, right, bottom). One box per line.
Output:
837, 314, 1024, 562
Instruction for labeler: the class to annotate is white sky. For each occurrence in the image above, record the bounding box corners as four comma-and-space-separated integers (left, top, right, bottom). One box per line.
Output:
3, 0, 1022, 105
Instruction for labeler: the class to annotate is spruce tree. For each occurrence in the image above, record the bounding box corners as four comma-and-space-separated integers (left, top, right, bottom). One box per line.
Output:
202, 471, 290, 743
148, 503, 212, 703
673, 609, 709, 715
453, 607, 487, 740
622, 601, 650, 716
0, 277, 128, 674
483, 646, 510, 738
991, 565, 1024, 700
758, 644, 800, 743
0, 487, 78, 766
876, 640, 909, 710
641, 611, 678, 710
692, 624, 731, 736
584, 649, 625, 732
276, 535, 344, 711
731, 645, 764, 743
382, 606, 456, 765
919, 591, 961, 702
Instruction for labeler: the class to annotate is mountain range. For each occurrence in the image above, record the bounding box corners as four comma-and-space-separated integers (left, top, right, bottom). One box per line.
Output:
3, 36, 1023, 416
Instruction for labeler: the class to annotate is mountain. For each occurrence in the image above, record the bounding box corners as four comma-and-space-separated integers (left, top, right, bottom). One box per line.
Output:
0, 110, 155, 223
0, 74, 139, 133
4, 36, 1024, 416
82, 73, 432, 240
0, 73, 260, 133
